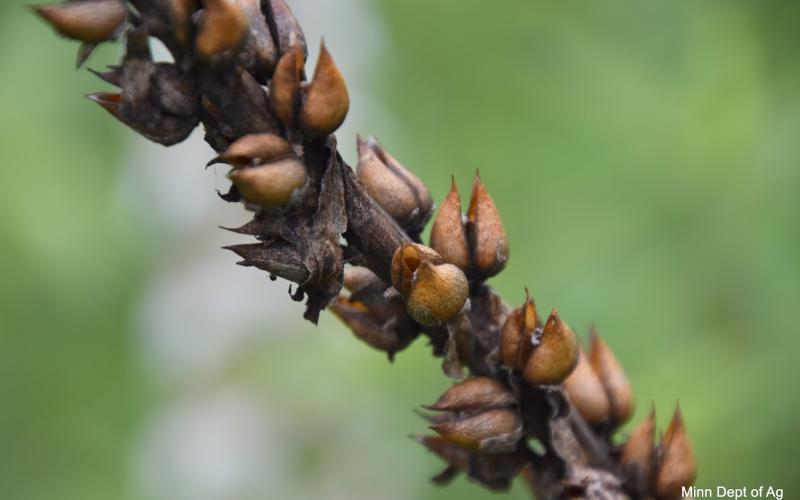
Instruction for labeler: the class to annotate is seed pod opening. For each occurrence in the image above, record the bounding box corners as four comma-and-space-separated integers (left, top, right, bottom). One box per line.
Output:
522, 310, 579, 386
467, 171, 508, 281
195, 0, 249, 64
430, 408, 522, 453
298, 41, 349, 137
655, 407, 696, 499
621, 408, 656, 496
33, 0, 126, 44
406, 261, 469, 327
589, 328, 634, 425
270, 45, 304, 127
564, 349, 611, 425
430, 177, 470, 271
390, 243, 442, 298
227, 158, 307, 207
499, 289, 537, 371
425, 377, 514, 413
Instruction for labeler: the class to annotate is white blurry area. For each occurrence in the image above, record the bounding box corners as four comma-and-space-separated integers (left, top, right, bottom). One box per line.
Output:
121, 1, 413, 500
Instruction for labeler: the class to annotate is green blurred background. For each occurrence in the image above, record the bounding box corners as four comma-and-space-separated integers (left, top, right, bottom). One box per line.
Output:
1, 0, 798, 499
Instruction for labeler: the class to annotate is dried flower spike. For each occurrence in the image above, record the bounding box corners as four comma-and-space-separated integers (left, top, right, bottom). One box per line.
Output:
430, 408, 522, 453
523, 309, 579, 386
564, 349, 611, 425
195, 0, 249, 64
430, 177, 470, 271
655, 406, 697, 499
499, 289, 537, 371
213, 133, 293, 168
33, 0, 126, 44
589, 327, 634, 425
620, 407, 656, 496
270, 45, 304, 127
357, 135, 433, 231
425, 377, 514, 412
467, 171, 509, 281
228, 158, 307, 207
298, 41, 350, 137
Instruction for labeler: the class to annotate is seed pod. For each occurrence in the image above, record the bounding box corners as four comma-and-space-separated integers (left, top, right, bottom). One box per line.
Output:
430, 177, 470, 271
430, 408, 522, 453
655, 407, 696, 499
499, 289, 537, 371
213, 133, 292, 168
330, 297, 406, 353
265, 0, 307, 57
621, 408, 656, 496
195, 0, 249, 64
523, 310, 579, 386
467, 172, 509, 281
589, 328, 634, 425
425, 377, 514, 413
390, 243, 443, 297
239, 0, 277, 81
167, 0, 198, 47
357, 135, 433, 230
227, 158, 307, 207
342, 266, 380, 293
298, 42, 349, 137
564, 349, 611, 425
270, 45, 304, 127
407, 261, 469, 327
33, 0, 126, 44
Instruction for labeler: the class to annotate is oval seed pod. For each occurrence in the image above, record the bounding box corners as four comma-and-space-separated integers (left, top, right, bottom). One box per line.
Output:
425, 377, 514, 413
228, 158, 306, 207
390, 243, 442, 298
430, 177, 470, 271
621, 408, 656, 496
357, 135, 433, 230
430, 409, 522, 453
523, 310, 579, 386
298, 42, 349, 137
467, 171, 509, 281
406, 261, 469, 327
33, 0, 126, 43
655, 407, 696, 499
195, 0, 249, 64
589, 328, 634, 425
499, 289, 537, 371
564, 349, 611, 425
215, 133, 292, 168
270, 45, 304, 127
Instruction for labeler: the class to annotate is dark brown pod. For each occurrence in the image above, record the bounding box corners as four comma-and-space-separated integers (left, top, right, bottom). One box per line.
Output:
239, 0, 277, 80
270, 45, 304, 127
429, 177, 470, 271
298, 42, 349, 137
425, 377, 514, 413
33, 0, 126, 44
589, 328, 634, 425
499, 289, 536, 371
215, 133, 292, 168
390, 243, 443, 298
356, 135, 433, 230
621, 408, 656, 496
228, 158, 307, 207
265, 0, 307, 57
655, 407, 697, 499
564, 349, 611, 425
195, 0, 249, 64
522, 310, 579, 386
430, 409, 522, 453
467, 171, 509, 280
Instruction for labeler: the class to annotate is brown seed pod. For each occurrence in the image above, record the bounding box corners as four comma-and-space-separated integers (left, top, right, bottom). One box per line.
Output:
214, 133, 292, 168
589, 328, 634, 425
356, 135, 433, 230
270, 45, 304, 127
406, 261, 469, 327
33, 0, 126, 43
413, 435, 470, 472
430, 408, 522, 453
227, 158, 307, 207
621, 408, 656, 496
330, 297, 407, 353
239, 0, 277, 80
167, 0, 198, 47
195, 0, 249, 64
467, 171, 509, 281
564, 349, 611, 425
425, 377, 514, 413
298, 42, 349, 137
390, 243, 443, 298
655, 407, 697, 499
522, 310, 579, 386
430, 177, 470, 271
499, 289, 537, 371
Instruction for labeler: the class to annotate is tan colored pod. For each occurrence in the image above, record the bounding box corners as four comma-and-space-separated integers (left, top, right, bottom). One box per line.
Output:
655, 407, 697, 499
564, 349, 611, 425
621, 408, 656, 496
216, 133, 292, 168
390, 243, 442, 298
228, 158, 306, 207
523, 310, 579, 386
33, 0, 126, 43
429, 177, 470, 271
298, 42, 349, 137
430, 408, 522, 453
406, 261, 468, 327
467, 171, 509, 280
195, 0, 249, 63
589, 329, 634, 425
270, 45, 304, 127
425, 377, 514, 412
499, 289, 537, 371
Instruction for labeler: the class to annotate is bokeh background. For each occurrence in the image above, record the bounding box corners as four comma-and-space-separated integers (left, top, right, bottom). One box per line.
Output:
1, 0, 799, 499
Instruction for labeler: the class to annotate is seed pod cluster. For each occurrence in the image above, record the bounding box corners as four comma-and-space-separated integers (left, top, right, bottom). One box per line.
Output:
426, 378, 522, 453
390, 243, 468, 326
430, 172, 509, 282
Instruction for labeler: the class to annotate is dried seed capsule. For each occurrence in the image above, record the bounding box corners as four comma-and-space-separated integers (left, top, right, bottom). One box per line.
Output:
270, 45, 304, 127
467, 172, 509, 281
33, 0, 126, 44
499, 289, 537, 371
621, 408, 656, 496
298, 42, 349, 137
564, 349, 611, 425
522, 310, 579, 386
430, 408, 522, 453
227, 158, 307, 207
407, 261, 469, 327
239, 0, 277, 80
429, 177, 470, 271
195, 0, 249, 64
425, 377, 514, 412
214, 133, 292, 168
655, 407, 696, 499
265, 0, 307, 57
356, 135, 433, 230
589, 328, 634, 425
390, 243, 443, 297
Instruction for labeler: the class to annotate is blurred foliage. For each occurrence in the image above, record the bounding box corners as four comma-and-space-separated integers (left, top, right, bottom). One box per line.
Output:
1, 0, 799, 499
